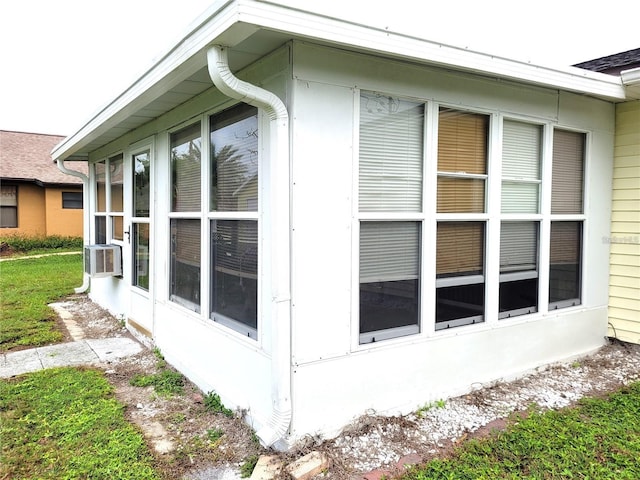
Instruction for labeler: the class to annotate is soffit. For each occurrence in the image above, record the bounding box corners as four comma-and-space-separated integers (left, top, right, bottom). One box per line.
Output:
52, 0, 626, 162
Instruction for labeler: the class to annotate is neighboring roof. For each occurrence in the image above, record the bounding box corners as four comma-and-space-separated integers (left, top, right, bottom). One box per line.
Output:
52, 0, 629, 163
0, 130, 86, 185
574, 48, 640, 75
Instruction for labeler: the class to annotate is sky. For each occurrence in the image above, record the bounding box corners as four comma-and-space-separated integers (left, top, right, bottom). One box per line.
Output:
1, 0, 638, 137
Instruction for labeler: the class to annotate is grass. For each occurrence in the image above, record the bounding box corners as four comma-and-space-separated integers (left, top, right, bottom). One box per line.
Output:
405, 381, 640, 479
0, 367, 160, 479
0, 252, 83, 351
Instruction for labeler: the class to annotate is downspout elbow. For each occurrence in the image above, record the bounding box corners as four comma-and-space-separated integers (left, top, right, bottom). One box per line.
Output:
56, 159, 90, 294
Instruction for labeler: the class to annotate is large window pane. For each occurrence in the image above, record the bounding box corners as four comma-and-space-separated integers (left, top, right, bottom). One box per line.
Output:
95, 161, 106, 212
436, 222, 484, 277
211, 220, 258, 335
549, 221, 582, 307
133, 223, 150, 291
552, 130, 585, 214
133, 151, 150, 217
171, 123, 202, 212
360, 222, 420, 340
210, 104, 259, 212
438, 108, 487, 174
501, 120, 541, 214
437, 108, 488, 213
170, 219, 201, 312
109, 154, 124, 213
499, 222, 538, 317
436, 221, 485, 329
359, 93, 424, 212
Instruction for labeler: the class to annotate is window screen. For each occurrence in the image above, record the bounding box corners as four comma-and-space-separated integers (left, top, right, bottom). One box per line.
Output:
549, 221, 581, 306
0, 185, 17, 228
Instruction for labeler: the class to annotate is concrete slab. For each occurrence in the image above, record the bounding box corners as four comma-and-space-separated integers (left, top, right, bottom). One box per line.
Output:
0, 337, 144, 378
86, 337, 142, 362
0, 349, 43, 377
38, 341, 97, 369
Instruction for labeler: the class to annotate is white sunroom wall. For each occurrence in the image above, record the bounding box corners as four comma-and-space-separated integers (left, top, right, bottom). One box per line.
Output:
288, 41, 614, 440
85, 45, 292, 433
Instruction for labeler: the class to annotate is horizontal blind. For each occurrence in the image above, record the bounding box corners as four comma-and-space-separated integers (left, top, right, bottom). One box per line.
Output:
359, 93, 424, 212
500, 222, 538, 272
501, 181, 539, 213
436, 222, 484, 277
438, 108, 488, 174
502, 120, 541, 179
550, 221, 580, 264
437, 177, 485, 213
171, 123, 202, 212
551, 130, 584, 214
171, 219, 201, 265
109, 154, 124, 213
360, 221, 420, 283
95, 161, 107, 212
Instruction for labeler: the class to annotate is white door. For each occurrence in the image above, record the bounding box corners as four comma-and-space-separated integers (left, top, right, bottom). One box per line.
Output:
127, 143, 154, 338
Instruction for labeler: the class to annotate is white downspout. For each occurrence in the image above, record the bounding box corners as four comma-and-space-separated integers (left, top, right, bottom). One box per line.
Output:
207, 46, 292, 448
56, 159, 90, 294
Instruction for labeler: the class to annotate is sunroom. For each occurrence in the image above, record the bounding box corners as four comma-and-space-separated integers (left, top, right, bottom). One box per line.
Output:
52, 0, 630, 449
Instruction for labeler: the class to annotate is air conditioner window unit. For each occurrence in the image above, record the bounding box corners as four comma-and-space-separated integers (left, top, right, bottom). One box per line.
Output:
85, 245, 122, 277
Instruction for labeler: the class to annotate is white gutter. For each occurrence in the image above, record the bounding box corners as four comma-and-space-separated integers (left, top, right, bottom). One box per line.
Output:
621, 67, 640, 99
207, 45, 292, 448
56, 159, 90, 294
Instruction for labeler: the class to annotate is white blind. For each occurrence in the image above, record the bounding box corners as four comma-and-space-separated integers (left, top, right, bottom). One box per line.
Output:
552, 130, 584, 214
501, 120, 541, 213
500, 222, 538, 273
359, 93, 424, 212
360, 222, 420, 283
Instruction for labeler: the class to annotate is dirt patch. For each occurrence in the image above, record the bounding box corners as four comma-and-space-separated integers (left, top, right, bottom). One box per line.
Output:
51, 295, 640, 479
51, 295, 264, 479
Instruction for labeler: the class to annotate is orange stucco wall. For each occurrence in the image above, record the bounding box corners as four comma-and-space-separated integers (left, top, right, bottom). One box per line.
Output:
45, 187, 84, 237
0, 183, 83, 237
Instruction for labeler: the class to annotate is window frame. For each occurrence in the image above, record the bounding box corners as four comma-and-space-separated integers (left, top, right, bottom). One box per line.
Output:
208, 103, 261, 340
353, 87, 590, 347
356, 91, 427, 344
0, 184, 18, 228
92, 153, 125, 244
62, 191, 83, 209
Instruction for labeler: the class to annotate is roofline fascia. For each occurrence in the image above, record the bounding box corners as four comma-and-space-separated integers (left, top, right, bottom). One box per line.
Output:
52, 0, 627, 161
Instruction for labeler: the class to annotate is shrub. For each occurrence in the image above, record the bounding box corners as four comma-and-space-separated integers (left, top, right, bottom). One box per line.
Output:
0, 234, 83, 252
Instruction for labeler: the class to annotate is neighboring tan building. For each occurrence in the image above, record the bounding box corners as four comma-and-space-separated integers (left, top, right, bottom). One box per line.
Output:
0, 130, 87, 237
576, 49, 640, 345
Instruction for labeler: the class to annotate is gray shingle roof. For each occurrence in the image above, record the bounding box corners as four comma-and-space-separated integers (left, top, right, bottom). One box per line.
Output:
574, 48, 640, 74
0, 130, 87, 185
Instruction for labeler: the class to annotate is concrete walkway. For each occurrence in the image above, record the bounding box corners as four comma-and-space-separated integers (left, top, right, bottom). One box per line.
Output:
0, 337, 143, 378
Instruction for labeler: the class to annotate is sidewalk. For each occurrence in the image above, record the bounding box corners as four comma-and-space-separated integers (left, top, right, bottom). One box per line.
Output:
0, 337, 142, 378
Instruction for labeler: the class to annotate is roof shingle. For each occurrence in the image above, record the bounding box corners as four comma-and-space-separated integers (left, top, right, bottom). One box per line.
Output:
0, 130, 87, 185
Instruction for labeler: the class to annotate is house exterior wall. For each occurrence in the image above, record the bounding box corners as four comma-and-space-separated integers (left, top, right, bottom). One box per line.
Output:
287, 42, 614, 439
608, 100, 640, 344
45, 186, 83, 237
79, 39, 618, 445
0, 183, 83, 237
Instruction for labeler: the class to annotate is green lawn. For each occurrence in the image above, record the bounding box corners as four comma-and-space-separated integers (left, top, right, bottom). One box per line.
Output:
0, 252, 82, 351
0, 367, 160, 479
406, 382, 640, 479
